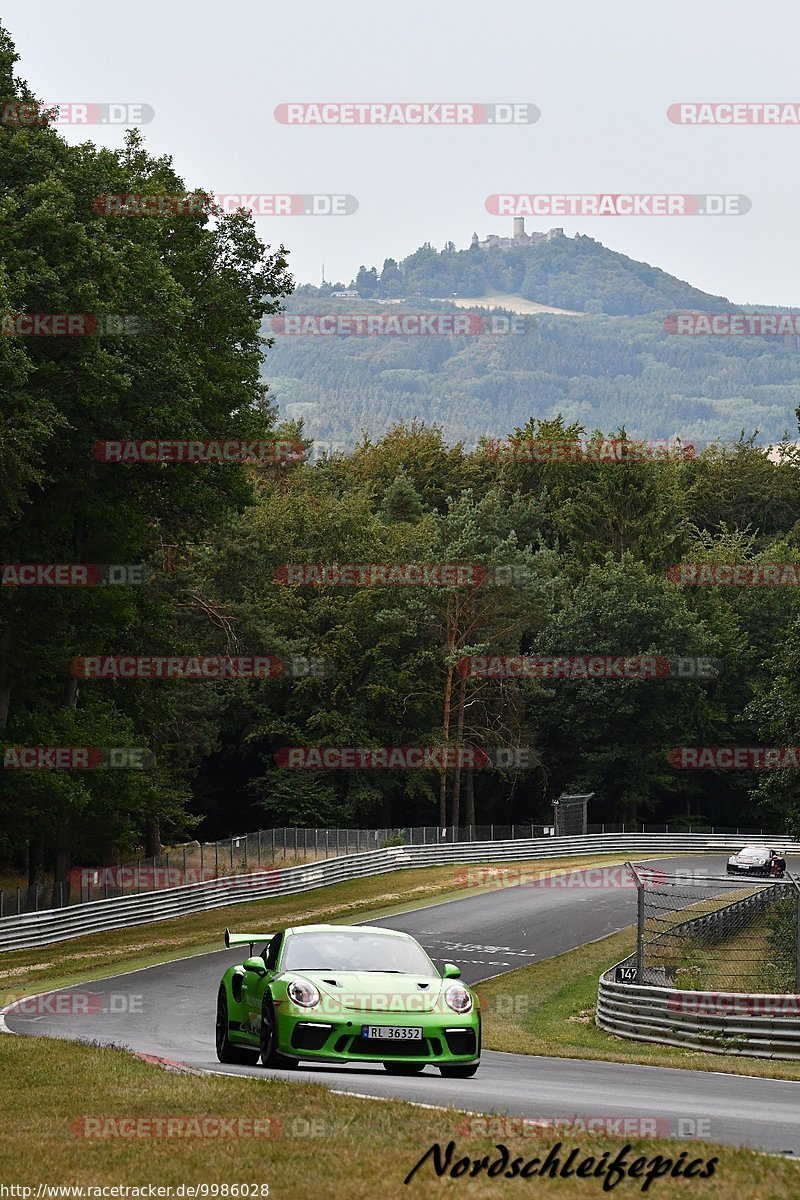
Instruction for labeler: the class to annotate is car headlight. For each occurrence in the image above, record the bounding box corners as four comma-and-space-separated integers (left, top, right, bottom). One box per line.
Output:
287, 979, 320, 1008
444, 984, 473, 1014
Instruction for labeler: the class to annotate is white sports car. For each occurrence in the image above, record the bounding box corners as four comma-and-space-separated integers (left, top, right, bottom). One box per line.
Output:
726, 845, 782, 876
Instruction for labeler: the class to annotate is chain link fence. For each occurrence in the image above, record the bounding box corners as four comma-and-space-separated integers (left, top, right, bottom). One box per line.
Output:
1, 821, 787, 915
622, 863, 800, 992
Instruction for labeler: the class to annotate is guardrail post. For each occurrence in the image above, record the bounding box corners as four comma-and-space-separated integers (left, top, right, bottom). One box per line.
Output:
200, 842, 204, 874
16, 886, 20, 915
624, 862, 645, 982
0, 891, 3, 918
214, 841, 218, 878
789, 873, 800, 991
294, 827, 298, 858
490, 824, 494, 840
183, 846, 187, 879
165, 853, 169, 890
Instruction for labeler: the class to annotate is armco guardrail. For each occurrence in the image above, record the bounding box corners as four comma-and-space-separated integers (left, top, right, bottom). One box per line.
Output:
597, 880, 800, 1058
2, 833, 799, 953
597, 973, 800, 1059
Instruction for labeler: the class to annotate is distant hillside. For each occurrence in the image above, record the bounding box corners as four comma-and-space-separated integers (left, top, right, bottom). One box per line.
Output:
263, 232, 800, 450
310, 228, 734, 316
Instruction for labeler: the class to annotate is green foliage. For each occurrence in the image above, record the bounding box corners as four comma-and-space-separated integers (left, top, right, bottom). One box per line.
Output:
4, 23, 800, 878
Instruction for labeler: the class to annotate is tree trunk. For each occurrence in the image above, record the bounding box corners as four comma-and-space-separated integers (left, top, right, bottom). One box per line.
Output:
449, 672, 467, 830
50, 815, 71, 908
145, 816, 162, 858
465, 764, 475, 828
26, 835, 45, 908
438, 662, 454, 830
0, 621, 12, 730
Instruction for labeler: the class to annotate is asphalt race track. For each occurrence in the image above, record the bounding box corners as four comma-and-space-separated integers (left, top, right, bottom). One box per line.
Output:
6, 853, 800, 1154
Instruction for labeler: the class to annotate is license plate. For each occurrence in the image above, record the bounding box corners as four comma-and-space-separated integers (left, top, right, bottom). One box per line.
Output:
362, 1025, 422, 1040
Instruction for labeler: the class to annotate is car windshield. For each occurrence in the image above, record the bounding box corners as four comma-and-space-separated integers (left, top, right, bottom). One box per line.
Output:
739, 846, 766, 855
281, 930, 436, 975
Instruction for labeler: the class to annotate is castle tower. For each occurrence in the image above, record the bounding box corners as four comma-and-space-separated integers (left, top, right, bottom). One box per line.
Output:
470, 232, 479, 249
513, 216, 526, 241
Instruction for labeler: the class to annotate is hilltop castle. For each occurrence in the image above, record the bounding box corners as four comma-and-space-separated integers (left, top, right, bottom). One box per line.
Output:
471, 218, 565, 250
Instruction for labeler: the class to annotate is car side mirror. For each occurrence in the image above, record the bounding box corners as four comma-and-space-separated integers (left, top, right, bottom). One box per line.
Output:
442, 963, 461, 979
243, 956, 267, 976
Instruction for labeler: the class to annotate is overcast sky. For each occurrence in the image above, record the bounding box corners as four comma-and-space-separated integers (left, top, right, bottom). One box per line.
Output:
4, 1, 797, 304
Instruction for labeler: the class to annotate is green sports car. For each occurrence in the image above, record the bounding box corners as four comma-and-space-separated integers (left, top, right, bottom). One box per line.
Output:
215, 923, 481, 1076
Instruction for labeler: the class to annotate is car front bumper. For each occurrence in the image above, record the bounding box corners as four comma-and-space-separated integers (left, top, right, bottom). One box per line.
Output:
276, 1008, 480, 1065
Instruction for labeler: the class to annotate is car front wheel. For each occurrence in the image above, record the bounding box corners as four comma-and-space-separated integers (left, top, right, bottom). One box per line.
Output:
439, 1064, 479, 1078
259, 996, 298, 1069
215, 987, 258, 1065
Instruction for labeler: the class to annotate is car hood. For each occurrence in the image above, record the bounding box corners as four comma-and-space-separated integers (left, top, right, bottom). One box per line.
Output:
285, 970, 448, 1014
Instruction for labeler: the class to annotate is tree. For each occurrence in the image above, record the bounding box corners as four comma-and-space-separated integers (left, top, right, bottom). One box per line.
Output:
0, 23, 292, 890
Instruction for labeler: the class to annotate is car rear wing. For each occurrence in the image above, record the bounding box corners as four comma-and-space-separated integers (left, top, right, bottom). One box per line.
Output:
224, 928, 274, 953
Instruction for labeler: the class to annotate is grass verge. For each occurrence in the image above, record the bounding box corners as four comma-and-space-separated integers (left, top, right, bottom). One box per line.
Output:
0, 1033, 797, 1197
478, 927, 800, 1080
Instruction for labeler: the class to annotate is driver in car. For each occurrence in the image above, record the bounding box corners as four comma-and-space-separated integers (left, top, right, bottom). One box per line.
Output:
771, 849, 787, 877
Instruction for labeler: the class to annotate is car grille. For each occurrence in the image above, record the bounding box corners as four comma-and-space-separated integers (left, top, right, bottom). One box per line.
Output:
340, 1035, 432, 1057
291, 1023, 332, 1051
443, 1029, 477, 1057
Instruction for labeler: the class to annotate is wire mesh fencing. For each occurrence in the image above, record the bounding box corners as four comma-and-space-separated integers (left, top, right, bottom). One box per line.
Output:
624, 863, 800, 992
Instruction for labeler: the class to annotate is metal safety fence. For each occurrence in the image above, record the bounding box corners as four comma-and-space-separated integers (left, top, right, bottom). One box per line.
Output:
1, 832, 799, 953
1, 821, 783, 915
625, 863, 800, 993
597, 866, 800, 1059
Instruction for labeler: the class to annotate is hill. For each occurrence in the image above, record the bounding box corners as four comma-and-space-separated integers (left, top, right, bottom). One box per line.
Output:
262, 229, 800, 450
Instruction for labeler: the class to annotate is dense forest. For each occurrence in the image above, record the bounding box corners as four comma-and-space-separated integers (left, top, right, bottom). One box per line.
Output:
3, 23, 800, 898
266, 238, 800, 450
